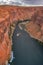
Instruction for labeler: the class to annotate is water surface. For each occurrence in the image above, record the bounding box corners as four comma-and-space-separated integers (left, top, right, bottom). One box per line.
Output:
12, 25, 43, 65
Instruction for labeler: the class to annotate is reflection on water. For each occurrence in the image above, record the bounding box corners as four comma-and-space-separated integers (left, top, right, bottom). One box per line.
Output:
12, 25, 43, 65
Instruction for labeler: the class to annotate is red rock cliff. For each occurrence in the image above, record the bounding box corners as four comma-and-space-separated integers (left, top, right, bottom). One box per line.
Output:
0, 6, 43, 65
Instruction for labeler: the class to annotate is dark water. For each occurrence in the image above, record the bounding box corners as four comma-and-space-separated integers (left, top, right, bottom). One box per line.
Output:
11, 25, 43, 65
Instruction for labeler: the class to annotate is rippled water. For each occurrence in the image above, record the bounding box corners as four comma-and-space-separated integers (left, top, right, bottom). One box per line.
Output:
11, 25, 43, 65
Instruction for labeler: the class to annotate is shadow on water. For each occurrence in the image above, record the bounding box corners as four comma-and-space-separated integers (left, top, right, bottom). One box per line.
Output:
11, 25, 43, 65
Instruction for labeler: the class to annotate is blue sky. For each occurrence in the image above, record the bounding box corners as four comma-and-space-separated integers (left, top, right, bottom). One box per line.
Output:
0, 0, 43, 5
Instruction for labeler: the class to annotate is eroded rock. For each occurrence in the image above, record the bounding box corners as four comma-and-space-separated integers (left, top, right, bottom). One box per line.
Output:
0, 6, 43, 65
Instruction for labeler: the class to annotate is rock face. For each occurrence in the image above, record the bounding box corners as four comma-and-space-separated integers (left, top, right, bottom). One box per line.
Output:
25, 9, 43, 42
0, 6, 43, 65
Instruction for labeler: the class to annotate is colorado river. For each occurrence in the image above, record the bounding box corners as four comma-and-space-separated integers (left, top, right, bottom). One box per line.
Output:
11, 25, 43, 65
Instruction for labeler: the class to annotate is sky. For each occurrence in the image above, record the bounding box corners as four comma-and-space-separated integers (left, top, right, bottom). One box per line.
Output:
0, 0, 43, 5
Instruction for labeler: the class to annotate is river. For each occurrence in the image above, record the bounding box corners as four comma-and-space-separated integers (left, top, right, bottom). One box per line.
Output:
11, 25, 43, 65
